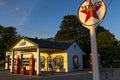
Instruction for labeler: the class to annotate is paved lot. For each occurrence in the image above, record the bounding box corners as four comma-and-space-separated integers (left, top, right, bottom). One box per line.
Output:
0, 69, 92, 80
0, 68, 120, 80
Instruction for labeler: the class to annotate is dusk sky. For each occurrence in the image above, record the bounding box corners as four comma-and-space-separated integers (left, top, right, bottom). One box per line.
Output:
0, 0, 119, 40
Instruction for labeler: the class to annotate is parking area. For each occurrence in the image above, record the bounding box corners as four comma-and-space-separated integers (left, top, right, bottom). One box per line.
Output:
0, 69, 92, 80
0, 68, 120, 80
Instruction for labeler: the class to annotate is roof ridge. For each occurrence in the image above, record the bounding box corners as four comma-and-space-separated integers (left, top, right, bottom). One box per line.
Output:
25, 37, 72, 50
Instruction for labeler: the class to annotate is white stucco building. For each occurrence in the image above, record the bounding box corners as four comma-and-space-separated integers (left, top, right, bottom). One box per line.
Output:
5, 37, 85, 75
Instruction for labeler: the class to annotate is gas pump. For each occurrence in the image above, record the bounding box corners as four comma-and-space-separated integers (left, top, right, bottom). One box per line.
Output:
89, 53, 101, 73
89, 53, 93, 73
14, 55, 20, 74
29, 54, 35, 75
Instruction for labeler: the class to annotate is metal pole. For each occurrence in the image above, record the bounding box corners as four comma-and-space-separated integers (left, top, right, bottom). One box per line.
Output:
90, 26, 100, 80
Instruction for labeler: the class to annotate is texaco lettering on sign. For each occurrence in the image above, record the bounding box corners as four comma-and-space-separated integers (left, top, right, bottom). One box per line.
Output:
78, 0, 106, 27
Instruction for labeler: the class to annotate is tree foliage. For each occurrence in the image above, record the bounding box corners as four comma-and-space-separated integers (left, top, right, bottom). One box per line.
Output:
55, 15, 120, 66
97, 31, 115, 58
55, 15, 90, 53
0, 25, 19, 60
96, 26, 120, 63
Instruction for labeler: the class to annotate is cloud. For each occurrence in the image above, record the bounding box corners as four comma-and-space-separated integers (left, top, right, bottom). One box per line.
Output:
0, 7, 30, 16
13, 24, 51, 37
0, 1, 8, 6
12, 24, 26, 28
29, 31, 51, 36
13, 7, 30, 16
0, 0, 31, 16
19, 30, 51, 38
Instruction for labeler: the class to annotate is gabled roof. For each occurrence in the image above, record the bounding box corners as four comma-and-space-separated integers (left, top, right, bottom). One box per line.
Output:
25, 37, 72, 50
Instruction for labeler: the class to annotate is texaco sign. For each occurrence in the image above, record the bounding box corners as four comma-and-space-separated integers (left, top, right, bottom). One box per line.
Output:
78, 0, 106, 26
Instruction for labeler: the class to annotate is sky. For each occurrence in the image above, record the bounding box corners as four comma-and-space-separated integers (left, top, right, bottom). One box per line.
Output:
0, 0, 119, 40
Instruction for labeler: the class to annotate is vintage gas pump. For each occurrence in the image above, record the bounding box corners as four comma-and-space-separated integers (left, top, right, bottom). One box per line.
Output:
20, 54, 26, 75
89, 53, 93, 73
89, 53, 101, 73
20, 65, 26, 75
14, 55, 20, 74
29, 54, 35, 75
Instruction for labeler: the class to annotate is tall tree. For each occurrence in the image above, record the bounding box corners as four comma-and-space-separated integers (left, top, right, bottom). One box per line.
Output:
55, 15, 120, 67
55, 15, 90, 53
0, 25, 19, 60
97, 29, 119, 64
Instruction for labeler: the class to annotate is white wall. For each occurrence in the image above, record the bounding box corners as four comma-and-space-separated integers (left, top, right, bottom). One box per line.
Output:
67, 42, 84, 72
5, 39, 84, 73
5, 51, 69, 72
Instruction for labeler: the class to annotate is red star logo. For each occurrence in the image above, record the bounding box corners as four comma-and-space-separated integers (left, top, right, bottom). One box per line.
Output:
80, 0, 102, 23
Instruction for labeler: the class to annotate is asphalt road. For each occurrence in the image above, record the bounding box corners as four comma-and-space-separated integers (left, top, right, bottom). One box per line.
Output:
0, 69, 92, 80
0, 68, 120, 80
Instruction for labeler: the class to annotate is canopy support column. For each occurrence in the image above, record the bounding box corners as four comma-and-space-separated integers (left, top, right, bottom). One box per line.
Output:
10, 50, 14, 73
37, 48, 41, 75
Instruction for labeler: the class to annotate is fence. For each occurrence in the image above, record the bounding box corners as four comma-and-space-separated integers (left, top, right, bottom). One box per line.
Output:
101, 68, 120, 80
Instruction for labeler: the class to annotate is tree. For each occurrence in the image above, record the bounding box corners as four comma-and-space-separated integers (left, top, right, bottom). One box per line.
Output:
55, 14, 120, 67
118, 40, 120, 48
55, 15, 90, 53
97, 29, 120, 65
0, 26, 4, 57
116, 40, 120, 59
0, 25, 19, 60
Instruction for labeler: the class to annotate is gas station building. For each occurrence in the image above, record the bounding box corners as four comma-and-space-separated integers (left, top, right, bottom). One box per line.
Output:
5, 37, 85, 75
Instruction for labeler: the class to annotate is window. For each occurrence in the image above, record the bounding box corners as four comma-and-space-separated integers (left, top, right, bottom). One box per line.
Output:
22, 58, 29, 66
19, 41, 26, 46
47, 56, 52, 68
74, 44, 76, 48
53, 55, 64, 70
73, 55, 80, 69
40, 56, 45, 69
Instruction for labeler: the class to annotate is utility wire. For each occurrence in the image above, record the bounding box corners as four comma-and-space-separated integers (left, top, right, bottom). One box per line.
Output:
106, 0, 112, 8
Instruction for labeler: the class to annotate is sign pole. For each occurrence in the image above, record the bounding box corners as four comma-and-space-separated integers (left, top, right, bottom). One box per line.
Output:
78, 0, 107, 80
84, 23, 101, 80
90, 26, 100, 80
